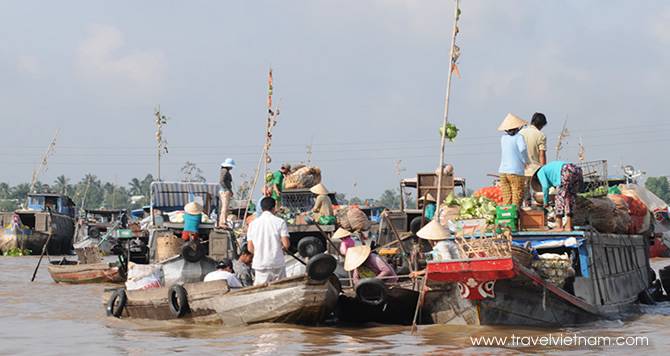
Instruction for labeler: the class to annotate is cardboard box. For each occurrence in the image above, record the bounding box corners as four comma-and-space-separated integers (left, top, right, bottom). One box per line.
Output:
520, 209, 546, 230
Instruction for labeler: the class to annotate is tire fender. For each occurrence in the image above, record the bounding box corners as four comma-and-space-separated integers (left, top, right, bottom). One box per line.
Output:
106, 289, 127, 318
168, 285, 190, 317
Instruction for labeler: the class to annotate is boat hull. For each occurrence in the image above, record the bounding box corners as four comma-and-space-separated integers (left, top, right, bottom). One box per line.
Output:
1, 211, 74, 255
48, 262, 125, 284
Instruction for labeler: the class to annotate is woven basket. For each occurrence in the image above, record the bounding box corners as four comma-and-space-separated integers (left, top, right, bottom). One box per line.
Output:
156, 233, 182, 262
512, 246, 533, 268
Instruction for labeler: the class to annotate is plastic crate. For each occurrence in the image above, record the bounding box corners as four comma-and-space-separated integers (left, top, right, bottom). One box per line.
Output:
496, 205, 518, 220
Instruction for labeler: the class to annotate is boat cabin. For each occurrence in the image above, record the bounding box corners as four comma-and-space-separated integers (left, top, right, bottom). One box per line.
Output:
26, 193, 76, 217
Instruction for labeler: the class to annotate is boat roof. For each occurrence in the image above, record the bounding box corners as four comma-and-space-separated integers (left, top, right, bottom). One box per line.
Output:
84, 209, 126, 214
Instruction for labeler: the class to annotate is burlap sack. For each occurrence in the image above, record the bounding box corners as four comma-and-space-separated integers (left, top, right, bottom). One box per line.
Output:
336, 207, 371, 232
573, 196, 592, 227
587, 198, 617, 233
284, 166, 322, 190
613, 208, 632, 234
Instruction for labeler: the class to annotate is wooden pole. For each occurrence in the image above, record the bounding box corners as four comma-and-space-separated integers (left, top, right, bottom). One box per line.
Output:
31, 209, 54, 282
434, 0, 461, 214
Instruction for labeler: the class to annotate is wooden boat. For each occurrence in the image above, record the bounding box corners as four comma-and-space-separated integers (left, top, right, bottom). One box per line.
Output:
0, 194, 76, 255
425, 231, 653, 326
48, 260, 125, 284
103, 275, 339, 325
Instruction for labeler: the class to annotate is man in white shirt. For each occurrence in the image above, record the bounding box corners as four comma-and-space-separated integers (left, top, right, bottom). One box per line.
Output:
247, 197, 290, 285
204, 258, 243, 288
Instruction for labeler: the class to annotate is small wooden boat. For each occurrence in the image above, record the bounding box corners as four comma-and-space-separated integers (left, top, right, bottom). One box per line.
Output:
103, 253, 340, 325
48, 260, 125, 284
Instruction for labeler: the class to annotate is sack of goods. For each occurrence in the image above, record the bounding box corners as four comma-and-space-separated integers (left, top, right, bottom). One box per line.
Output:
336, 207, 371, 232
283, 166, 322, 190
586, 198, 618, 233
531, 253, 575, 287
125, 262, 162, 291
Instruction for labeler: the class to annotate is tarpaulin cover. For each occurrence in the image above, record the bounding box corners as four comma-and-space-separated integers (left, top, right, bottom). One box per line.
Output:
150, 182, 220, 211
511, 237, 584, 249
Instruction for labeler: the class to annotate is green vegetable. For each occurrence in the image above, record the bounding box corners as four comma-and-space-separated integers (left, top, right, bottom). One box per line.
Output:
3, 247, 31, 256
439, 123, 460, 142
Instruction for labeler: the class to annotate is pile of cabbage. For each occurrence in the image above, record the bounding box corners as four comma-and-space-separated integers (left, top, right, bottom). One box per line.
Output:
444, 193, 498, 224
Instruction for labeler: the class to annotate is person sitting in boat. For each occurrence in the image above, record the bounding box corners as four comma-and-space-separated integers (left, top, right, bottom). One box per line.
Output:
204, 258, 243, 288
344, 245, 397, 285
332, 228, 356, 255
419, 193, 437, 222
247, 197, 290, 285
182, 202, 203, 241
233, 244, 254, 287
410, 220, 458, 278
310, 183, 335, 225
531, 161, 584, 231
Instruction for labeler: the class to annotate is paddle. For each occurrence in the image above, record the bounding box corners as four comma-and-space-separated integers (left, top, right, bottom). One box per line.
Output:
284, 249, 306, 266
410, 275, 428, 334
31, 209, 54, 282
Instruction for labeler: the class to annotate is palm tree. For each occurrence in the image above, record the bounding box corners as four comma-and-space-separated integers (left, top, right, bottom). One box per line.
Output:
53, 175, 70, 195
128, 178, 143, 196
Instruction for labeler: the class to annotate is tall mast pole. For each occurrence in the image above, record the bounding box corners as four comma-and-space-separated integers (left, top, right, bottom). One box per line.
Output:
155, 107, 168, 181
27, 129, 59, 206
435, 0, 461, 213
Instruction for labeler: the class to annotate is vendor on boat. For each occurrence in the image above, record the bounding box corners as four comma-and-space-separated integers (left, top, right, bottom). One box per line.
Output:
182, 202, 203, 241
204, 258, 243, 288
419, 193, 437, 222
247, 197, 290, 285
409, 220, 458, 278
332, 227, 355, 255
310, 183, 335, 225
219, 158, 236, 227
271, 163, 291, 208
520, 113, 548, 206
344, 245, 397, 285
497, 113, 529, 209
532, 161, 584, 232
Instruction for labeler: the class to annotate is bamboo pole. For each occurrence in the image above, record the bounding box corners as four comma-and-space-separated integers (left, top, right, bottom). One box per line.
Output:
434, 0, 461, 213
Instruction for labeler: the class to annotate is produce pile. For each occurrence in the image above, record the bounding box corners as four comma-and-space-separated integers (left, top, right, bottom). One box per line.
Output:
443, 193, 498, 224
473, 186, 503, 204
578, 186, 608, 198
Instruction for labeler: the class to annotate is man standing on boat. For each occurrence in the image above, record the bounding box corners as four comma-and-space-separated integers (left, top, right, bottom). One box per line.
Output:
271, 163, 290, 208
520, 112, 548, 205
247, 197, 290, 285
218, 158, 235, 227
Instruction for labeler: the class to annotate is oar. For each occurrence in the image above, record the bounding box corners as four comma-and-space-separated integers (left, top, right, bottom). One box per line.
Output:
410, 275, 428, 334
31, 209, 54, 282
285, 249, 306, 265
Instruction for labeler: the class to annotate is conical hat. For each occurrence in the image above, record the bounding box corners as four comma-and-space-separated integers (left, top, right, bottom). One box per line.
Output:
417, 220, 451, 240
331, 228, 352, 240
184, 202, 203, 215
344, 245, 371, 271
309, 183, 329, 195
497, 113, 528, 131
418, 193, 436, 202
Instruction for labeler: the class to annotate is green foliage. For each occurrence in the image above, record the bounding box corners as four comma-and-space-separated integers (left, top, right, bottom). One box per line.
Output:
3, 247, 31, 256
646, 176, 670, 203
377, 189, 401, 209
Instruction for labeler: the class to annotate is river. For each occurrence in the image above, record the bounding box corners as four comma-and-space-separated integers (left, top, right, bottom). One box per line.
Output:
1, 256, 669, 355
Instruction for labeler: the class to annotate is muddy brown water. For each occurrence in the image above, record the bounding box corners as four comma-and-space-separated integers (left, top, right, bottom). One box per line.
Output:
1, 257, 670, 355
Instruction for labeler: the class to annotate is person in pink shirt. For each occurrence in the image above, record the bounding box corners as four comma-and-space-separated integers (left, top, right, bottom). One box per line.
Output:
344, 245, 397, 285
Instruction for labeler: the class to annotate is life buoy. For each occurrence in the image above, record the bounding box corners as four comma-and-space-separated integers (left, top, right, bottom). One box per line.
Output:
355, 278, 388, 306
168, 285, 190, 317
106, 289, 127, 318
306, 253, 337, 281
181, 241, 205, 263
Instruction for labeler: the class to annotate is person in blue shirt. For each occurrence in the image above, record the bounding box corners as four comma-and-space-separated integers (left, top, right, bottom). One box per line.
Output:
531, 161, 584, 231
497, 113, 529, 208
420, 193, 437, 222
182, 202, 203, 241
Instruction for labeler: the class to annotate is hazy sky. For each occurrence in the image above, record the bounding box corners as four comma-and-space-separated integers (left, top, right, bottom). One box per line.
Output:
1, 0, 668, 199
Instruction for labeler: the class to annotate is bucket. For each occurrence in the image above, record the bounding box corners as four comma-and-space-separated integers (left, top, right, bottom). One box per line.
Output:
156, 233, 183, 262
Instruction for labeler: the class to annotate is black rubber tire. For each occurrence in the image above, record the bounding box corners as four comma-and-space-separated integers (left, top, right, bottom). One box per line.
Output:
297, 236, 325, 258
355, 278, 388, 306
409, 217, 423, 235
306, 253, 337, 281
168, 285, 190, 318
661, 276, 670, 295
89, 227, 101, 239
106, 289, 127, 318
181, 241, 206, 263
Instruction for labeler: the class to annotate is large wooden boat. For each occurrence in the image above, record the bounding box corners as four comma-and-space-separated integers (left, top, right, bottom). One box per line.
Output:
425, 231, 653, 327
103, 275, 339, 326
0, 194, 76, 255
48, 260, 125, 284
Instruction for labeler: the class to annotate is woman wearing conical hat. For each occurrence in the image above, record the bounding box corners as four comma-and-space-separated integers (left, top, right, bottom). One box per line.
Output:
310, 183, 335, 225
182, 201, 203, 241
344, 244, 398, 285
498, 113, 529, 209
409, 220, 459, 278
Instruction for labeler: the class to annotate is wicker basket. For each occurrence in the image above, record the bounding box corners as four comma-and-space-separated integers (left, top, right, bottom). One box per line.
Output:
512, 246, 533, 267
156, 233, 182, 262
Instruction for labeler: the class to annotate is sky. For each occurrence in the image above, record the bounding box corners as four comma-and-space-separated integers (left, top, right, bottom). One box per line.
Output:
1, 0, 669, 199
